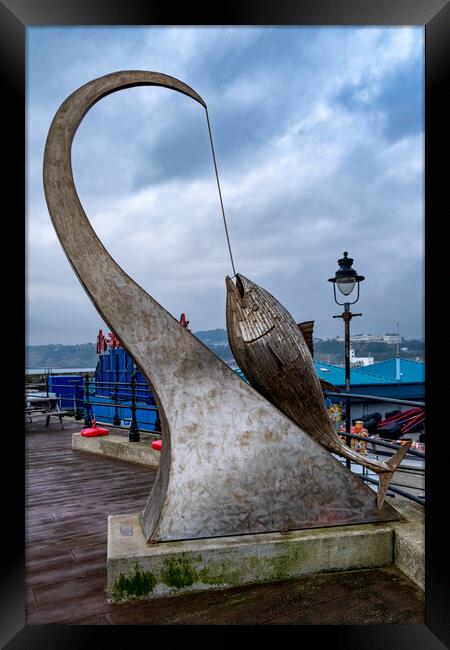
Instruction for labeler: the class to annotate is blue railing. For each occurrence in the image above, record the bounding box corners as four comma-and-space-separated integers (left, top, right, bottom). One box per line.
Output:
26, 373, 425, 505
323, 391, 425, 505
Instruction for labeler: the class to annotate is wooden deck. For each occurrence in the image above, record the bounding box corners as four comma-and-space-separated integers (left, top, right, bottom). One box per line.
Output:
25, 416, 424, 625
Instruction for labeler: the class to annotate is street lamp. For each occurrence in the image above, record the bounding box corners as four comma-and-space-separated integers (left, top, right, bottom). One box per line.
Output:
328, 252, 365, 468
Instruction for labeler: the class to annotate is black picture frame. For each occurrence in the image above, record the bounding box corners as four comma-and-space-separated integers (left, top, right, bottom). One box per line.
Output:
3, 0, 448, 647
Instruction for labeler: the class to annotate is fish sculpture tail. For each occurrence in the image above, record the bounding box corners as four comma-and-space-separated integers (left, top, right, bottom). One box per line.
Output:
376, 441, 412, 508
332, 437, 412, 507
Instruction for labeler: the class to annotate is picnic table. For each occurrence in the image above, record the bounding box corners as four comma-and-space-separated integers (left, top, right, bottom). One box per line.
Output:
25, 394, 71, 428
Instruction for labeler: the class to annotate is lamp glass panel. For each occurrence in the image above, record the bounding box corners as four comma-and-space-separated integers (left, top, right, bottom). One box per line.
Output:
336, 277, 356, 296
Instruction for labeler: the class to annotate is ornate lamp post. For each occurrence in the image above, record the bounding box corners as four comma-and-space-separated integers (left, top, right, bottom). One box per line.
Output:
328, 252, 365, 468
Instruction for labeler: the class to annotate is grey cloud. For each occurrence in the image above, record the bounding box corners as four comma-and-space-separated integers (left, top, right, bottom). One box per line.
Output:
26, 26, 424, 345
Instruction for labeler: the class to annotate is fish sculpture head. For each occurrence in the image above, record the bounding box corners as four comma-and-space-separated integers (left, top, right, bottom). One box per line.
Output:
226, 273, 292, 324
226, 273, 257, 312
225, 272, 309, 387
225, 271, 338, 426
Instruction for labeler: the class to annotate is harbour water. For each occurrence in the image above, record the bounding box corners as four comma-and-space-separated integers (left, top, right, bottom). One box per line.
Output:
26, 367, 95, 375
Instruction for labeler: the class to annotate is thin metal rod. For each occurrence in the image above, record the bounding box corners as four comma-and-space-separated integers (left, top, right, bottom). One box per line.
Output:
94, 420, 161, 437
359, 475, 425, 505
324, 392, 425, 408
341, 430, 425, 458
128, 366, 140, 442
83, 399, 157, 412
83, 374, 92, 427
205, 107, 236, 276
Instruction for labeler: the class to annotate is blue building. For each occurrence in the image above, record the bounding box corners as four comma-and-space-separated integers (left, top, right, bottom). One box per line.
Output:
315, 358, 424, 401
315, 357, 424, 421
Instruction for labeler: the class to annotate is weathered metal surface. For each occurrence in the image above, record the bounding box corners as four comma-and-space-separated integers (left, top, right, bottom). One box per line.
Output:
43, 70, 401, 543
298, 320, 315, 357
297, 322, 337, 394
225, 273, 411, 508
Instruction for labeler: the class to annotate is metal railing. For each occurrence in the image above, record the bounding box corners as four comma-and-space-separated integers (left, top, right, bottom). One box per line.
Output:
340, 430, 425, 458
26, 375, 425, 505
25, 373, 162, 442
324, 390, 425, 408
80, 374, 162, 441
359, 475, 424, 505
324, 391, 425, 506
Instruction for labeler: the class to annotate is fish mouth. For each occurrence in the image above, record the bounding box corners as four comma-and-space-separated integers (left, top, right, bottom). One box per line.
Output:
225, 273, 252, 302
225, 274, 242, 302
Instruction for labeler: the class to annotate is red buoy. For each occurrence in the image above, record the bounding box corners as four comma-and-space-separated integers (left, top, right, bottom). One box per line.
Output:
80, 419, 109, 437
151, 439, 162, 451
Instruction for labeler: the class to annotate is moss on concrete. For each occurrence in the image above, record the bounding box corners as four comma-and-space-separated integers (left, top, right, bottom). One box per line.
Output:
196, 547, 305, 589
269, 542, 306, 580
197, 565, 228, 586
111, 563, 156, 601
161, 556, 199, 589
162, 544, 308, 591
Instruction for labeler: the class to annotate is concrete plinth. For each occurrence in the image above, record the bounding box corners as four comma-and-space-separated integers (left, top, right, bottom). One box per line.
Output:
385, 497, 424, 591
107, 514, 394, 602
72, 432, 160, 467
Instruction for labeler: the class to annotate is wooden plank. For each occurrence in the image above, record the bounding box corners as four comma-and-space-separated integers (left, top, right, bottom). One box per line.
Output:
25, 419, 154, 623
26, 550, 75, 574
25, 418, 424, 625
27, 591, 113, 624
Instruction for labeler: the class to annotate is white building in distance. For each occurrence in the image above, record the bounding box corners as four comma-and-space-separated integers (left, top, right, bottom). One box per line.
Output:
350, 348, 374, 367
382, 333, 403, 344
344, 333, 403, 344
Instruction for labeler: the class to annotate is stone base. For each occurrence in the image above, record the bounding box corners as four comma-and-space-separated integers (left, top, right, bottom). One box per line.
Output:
107, 514, 394, 602
385, 496, 424, 590
72, 432, 160, 467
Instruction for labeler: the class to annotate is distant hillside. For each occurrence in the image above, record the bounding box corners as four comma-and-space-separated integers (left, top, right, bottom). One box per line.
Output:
193, 330, 235, 364
26, 343, 98, 369
25, 329, 235, 368
314, 339, 425, 365
193, 328, 229, 345
25, 331, 423, 370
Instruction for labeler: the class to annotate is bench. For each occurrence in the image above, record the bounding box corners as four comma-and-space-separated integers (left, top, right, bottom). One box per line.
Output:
45, 410, 71, 429
25, 406, 48, 422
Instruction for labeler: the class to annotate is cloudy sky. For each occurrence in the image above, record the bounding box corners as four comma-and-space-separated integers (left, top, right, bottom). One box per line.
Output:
26, 26, 424, 345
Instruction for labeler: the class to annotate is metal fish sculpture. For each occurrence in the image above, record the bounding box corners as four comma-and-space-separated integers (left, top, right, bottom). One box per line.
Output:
226, 273, 411, 508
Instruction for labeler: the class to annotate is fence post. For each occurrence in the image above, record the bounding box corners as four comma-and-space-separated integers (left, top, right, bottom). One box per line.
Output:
83, 374, 93, 427
75, 381, 84, 420
113, 382, 121, 426
129, 368, 140, 442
